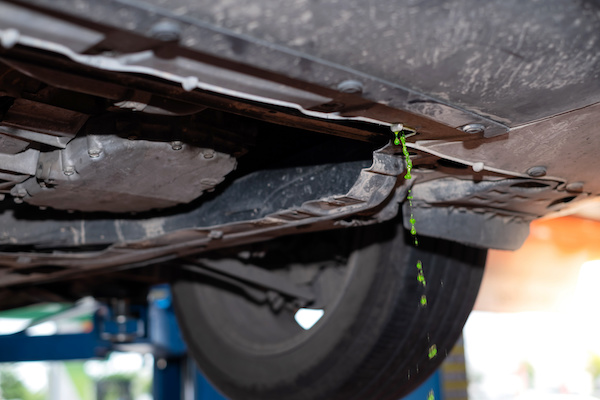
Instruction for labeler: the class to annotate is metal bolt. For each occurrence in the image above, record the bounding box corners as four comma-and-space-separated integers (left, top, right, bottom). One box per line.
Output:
63, 166, 75, 176
88, 148, 101, 158
461, 123, 485, 135
208, 230, 223, 239
203, 149, 215, 159
181, 76, 199, 92
337, 80, 364, 94
390, 123, 404, 132
17, 188, 27, 198
171, 141, 183, 151
527, 166, 547, 177
150, 21, 182, 42
472, 162, 484, 172
13, 197, 23, 204
316, 101, 344, 112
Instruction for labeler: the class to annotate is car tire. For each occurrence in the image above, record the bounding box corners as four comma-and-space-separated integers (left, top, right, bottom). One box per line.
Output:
171, 221, 486, 400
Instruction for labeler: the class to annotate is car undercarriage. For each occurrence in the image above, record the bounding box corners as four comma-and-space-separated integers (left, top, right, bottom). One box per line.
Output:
0, 0, 598, 399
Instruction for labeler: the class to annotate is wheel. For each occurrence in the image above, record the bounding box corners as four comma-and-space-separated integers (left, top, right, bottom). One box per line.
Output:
171, 221, 486, 400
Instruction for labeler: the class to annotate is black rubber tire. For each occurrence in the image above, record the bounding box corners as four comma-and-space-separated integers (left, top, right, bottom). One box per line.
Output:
172, 222, 485, 400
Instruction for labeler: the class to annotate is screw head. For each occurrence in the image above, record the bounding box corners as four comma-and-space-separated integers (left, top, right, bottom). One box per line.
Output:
203, 149, 215, 159
63, 166, 75, 176
88, 149, 101, 158
527, 166, 547, 177
200, 178, 219, 186
171, 141, 183, 151
461, 123, 485, 134
337, 80, 364, 94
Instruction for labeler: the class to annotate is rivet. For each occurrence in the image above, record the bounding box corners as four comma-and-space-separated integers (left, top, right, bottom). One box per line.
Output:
461, 123, 485, 135
337, 80, 364, 94
527, 166, 547, 177
171, 141, 183, 151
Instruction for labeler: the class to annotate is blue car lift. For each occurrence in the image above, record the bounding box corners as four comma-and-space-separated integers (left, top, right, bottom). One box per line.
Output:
0, 285, 441, 400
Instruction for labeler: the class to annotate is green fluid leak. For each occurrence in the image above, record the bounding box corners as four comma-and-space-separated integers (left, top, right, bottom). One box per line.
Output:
395, 128, 435, 391
428, 345, 438, 360
417, 271, 426, 287
399, 135, 413, 180
395, 131, 417, 243
394, 130, 401, 146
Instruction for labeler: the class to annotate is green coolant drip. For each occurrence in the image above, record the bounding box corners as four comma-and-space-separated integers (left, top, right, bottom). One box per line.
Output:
416, 260, 426, 287
407, 191, 418, 246
399, 134, 413, 180
394, 128, 435, 382
428, 345, 438, 360
395, 130, 417, 243
427, 390, 435, 400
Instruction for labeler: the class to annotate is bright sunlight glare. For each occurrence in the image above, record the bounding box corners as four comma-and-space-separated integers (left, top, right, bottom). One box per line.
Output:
294, 308, 324, 330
